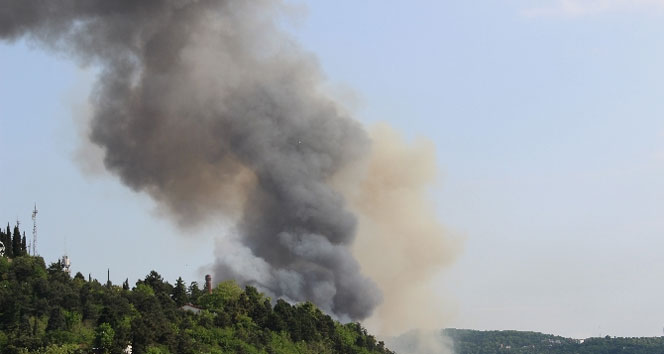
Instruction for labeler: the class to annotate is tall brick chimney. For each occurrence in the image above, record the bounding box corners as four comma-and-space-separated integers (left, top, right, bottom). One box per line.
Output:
205, 274, 212, 294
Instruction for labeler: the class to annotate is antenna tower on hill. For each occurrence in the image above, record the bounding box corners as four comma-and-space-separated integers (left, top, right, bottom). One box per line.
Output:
32, 204, 38, 256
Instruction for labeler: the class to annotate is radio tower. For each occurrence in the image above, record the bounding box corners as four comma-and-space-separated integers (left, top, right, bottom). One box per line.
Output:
32, 204, 38, 256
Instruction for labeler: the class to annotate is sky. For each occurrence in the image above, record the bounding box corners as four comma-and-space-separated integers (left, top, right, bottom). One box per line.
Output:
2, 0, 664, 339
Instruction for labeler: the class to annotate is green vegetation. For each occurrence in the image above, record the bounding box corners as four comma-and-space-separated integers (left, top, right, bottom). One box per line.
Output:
0, 223, 393, 354
0, 223, 29, 258
445, 328, 664, 354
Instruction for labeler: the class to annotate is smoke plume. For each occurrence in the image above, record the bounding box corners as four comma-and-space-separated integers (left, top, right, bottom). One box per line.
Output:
385, 329, 455, 354
0, 0, 459, 324
336, 124, 462, 334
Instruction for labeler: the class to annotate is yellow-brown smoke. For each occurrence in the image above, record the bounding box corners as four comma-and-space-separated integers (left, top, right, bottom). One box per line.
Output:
336, 123, 462, 336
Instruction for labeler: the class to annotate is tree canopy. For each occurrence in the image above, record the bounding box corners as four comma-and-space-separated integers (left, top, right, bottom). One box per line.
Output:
0, 221, 393, 354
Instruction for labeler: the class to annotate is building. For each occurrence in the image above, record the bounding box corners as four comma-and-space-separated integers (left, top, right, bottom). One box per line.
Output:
180, 304, 203, 315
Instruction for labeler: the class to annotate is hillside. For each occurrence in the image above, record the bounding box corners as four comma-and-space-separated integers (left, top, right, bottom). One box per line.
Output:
445, 328, 664, 354
0, 251, 393, 354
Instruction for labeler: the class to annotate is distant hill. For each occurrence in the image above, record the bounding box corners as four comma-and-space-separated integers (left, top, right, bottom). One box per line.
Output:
386, 328, 664, 354
444, 328, 664, 354
0, 251, 393, 354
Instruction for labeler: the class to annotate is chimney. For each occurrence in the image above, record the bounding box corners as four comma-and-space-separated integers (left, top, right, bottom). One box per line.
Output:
205, 274, 212, 294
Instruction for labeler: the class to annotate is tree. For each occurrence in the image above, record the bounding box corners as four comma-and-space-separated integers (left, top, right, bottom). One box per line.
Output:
95, 322, 115, 354
21, 232, 27, 254
188, 281, 202, 305
12, 224, 21, 257
46, 307, 66, 331
36, 344, 81, 354
4, 224, 12, 258
139, 270, 172, 295
172, 277, 187, 307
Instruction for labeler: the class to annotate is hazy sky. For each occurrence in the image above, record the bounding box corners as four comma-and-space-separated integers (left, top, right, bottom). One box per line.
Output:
2, 0, 664, 339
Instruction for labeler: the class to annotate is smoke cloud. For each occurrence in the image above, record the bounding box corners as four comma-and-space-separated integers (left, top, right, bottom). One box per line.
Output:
1, 0, 459, 324
337, 124, 461, 334
385, 329, 455, 354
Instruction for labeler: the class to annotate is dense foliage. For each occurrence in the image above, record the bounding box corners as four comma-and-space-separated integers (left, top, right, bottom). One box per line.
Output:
445, 328, 664, 354
0, 225, 393, 354
0, 223, 29, 258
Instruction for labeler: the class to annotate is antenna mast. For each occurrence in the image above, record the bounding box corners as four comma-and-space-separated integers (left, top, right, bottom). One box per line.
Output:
32, 204, 38, 256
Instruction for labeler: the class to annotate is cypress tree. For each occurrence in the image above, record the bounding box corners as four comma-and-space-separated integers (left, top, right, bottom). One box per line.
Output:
5, 224, 13, 258
21, 232, 27, 255
12, 224, 21, 257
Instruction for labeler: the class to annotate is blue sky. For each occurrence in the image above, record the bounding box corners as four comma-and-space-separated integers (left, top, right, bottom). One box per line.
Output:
2, 0, 664, 338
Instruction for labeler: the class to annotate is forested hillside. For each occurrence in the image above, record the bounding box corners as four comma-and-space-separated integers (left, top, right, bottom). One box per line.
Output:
445, 328, 664, 354
0, 224, 393, 354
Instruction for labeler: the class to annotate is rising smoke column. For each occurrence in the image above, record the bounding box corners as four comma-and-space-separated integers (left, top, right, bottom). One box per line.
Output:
0, 0, 380, 320
335, 124, 462, 335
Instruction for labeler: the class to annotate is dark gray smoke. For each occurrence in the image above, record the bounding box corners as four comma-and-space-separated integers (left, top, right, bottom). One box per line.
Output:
0, 0, 381, 320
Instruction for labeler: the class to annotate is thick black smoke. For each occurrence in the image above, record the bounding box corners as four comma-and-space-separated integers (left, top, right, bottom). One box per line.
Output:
0, 0, 381, 320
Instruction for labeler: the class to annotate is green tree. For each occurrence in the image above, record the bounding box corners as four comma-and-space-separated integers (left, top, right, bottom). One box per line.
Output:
38, 344, 81, 354
145, 346, 171, 354
188, 282, 202, 305
21, 233, 27, 254
46, 307, 66, 331
12, 224, 21, 257
5, 224, 13, 258
95, 322, 115, 354
139, 271, 172, 296
172, 277, 187, 307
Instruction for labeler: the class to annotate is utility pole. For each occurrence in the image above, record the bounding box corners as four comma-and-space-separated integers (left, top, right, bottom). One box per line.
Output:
32, 204, 38, 256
